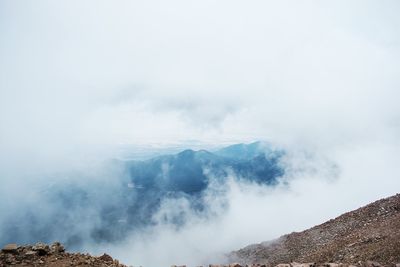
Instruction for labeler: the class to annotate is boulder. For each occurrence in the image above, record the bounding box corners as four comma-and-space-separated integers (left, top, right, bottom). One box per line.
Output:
364, 261, 381, 267
291, 263, 315, 267
25, 250, 37, 256
2, 243, 18, 253
32, 242, 50, 255
50, 242, 65, 253
322, 264, 340, 267
98, 253, 113, 262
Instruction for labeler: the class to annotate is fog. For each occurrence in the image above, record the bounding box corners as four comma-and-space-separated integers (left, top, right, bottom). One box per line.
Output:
1, 1, 400, 266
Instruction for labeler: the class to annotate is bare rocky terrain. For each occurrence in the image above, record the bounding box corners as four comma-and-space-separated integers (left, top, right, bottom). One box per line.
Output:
229, 194, 400, 266
0, 242, 127, 267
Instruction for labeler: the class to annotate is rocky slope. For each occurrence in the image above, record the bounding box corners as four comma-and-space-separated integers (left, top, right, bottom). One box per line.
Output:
229, 194, 400, 266
0, 242, 127, 267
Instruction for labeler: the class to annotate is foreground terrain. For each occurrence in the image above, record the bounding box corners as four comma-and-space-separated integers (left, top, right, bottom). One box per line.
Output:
230, 194, 400, 266
0, 242, 127, 267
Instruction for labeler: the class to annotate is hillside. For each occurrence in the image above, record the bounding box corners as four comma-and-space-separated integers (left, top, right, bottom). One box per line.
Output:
230, 194, 400, 266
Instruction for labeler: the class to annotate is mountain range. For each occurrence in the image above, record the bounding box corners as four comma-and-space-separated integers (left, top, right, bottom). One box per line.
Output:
0, 142, 284, 248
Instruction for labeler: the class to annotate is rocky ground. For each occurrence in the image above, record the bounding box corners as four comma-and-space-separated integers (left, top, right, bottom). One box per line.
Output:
0, 242, 127, 267
229, 194, 400, 267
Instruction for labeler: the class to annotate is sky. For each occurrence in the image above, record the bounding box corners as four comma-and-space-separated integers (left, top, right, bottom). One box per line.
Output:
0, 1, 400, 266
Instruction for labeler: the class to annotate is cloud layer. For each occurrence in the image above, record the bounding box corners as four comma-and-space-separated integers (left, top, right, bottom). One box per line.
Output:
1, 1, 400, 266
1, 1, 399, 150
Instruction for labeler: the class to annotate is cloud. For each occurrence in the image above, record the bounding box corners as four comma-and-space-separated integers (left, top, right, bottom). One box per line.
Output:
88, 140, 400, 267
1, 0, 399, 150
0, 1, 400, 266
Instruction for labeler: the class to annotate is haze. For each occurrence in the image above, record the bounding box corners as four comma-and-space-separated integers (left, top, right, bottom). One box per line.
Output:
1, 1, 400, 266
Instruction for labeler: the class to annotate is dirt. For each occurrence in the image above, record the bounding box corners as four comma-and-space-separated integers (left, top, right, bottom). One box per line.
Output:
0, 242, 127, 267
229, 194, 400, 267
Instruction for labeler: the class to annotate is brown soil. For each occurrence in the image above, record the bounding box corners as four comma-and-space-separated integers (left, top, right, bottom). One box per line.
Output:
229, 194, 400, 266
0, 242, 127, 267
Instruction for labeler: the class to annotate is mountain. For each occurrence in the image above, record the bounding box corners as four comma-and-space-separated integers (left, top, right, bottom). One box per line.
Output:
124, 141, 284, 194
0, 142, 284, 249
229, 194, 400, 266
111, 141, 284, 235
215, 141, 266, 159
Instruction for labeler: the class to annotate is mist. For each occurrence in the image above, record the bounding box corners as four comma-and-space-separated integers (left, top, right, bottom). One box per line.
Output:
1, 0, 400, 266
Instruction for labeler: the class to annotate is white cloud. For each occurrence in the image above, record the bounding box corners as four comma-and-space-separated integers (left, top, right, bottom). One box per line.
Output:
0, 1, 400, 266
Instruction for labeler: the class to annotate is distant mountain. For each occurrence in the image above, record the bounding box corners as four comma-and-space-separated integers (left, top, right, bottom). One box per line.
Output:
214, 141, 271, 159
125, 141, 284, 194
229, 194, 400, 266
114, 141, 284, 239
0, 142, 285, 249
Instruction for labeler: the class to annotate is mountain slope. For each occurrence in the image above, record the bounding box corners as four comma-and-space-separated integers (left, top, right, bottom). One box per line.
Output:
230, 194, 400, 266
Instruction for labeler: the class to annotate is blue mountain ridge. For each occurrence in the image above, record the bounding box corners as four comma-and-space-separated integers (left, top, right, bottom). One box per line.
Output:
0, 142, 285, 249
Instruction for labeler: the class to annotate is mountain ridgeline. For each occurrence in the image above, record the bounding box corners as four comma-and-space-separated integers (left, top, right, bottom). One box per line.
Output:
0, 142, 284, 249
125, 141, 283, 194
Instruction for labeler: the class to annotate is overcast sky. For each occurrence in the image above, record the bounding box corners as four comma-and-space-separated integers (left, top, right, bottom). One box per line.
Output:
1, 0, 399, 152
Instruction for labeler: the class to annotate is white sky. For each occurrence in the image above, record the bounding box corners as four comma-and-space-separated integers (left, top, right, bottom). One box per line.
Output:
1, 1, 399, 151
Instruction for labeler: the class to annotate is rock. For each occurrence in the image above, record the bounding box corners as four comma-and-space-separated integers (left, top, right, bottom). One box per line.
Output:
32, 242, 50, 255
275, 264, 291, 267
50, 242, 65, 253
291, 263, 315, 267
1, 243, 128, 266
25, 250, 37, 256
364, 261, 381, 267
322, 264, 340, 267
230, 263, 242, 267
98, 253, 113, 262
2, 243, 18, 253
